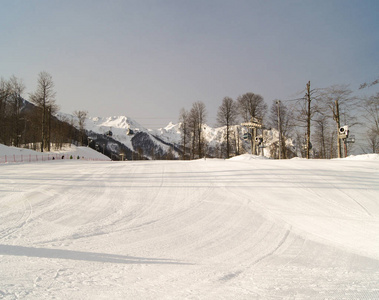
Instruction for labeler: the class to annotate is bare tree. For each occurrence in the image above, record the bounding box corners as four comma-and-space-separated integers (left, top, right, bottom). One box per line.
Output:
217, 97, 239, 158
318, 85, 357, 158
361, 92, 379, 153
187, 109, 197, 159
367, 127, 379, 153
237, 92, 267, 122
29, 72, 57, 152
237, 92, 267, 155
0, 78, 11, 144
8, 76, 25, 147
188, 101, 207, 159
0, 77, 27, 146
305, 82, 313, 159
362, 92, 379, 133
293, 82, 318, 158
312, 113, 334, 158
268, 100, 294, 159
74, 110, 88, 146
179, 108, 189, 159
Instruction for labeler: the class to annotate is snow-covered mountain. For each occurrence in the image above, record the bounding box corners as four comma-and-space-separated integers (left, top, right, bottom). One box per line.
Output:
86, 116, 151, 153
84, 116, 182, 160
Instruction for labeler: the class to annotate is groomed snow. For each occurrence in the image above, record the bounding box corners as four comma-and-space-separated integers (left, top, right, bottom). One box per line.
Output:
0, 146, 378, 299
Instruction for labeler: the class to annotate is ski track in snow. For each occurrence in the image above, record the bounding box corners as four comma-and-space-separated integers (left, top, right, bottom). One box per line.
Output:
0, 158, 379, 299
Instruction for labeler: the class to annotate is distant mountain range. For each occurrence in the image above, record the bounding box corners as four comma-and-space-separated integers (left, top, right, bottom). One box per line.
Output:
57, 114, 295, 160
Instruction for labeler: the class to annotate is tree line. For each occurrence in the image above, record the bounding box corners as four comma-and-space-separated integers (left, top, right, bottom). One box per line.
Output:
2, 71, 378, 160
178, 93, 268, 160
179, 79, 379, 159
0, 72, 85, 151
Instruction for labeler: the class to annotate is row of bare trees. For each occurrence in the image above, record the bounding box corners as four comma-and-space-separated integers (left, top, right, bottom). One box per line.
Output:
0, 76, 25, 148
179, 102, 207, 159
217, 93, 267, 158
28, 71, 58, 151
362, 92, 379, 153
179, 80, 379, 159
0, 72, 85, 151
276, 82, 378, 158
293, 81, 378, 159
179, 93, 268, 159
272, 82, 378, 159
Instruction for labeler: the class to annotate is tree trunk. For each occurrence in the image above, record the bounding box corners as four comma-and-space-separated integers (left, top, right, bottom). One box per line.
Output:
306, 81, 311, 159
41, 105, 45, 152
226, 121, 230, 158
335, 100, 341, 158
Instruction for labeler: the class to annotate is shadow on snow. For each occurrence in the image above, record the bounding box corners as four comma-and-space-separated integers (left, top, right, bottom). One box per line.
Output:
0, 244, 193, 265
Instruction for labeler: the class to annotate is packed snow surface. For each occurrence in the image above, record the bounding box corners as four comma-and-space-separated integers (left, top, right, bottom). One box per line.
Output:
1, 149, 379, 299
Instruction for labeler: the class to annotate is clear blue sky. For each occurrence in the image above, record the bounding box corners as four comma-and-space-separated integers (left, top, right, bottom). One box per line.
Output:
1, 0, 378, 129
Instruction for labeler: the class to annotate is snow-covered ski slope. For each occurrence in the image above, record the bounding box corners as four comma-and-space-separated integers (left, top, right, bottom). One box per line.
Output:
1, 154, 379, 299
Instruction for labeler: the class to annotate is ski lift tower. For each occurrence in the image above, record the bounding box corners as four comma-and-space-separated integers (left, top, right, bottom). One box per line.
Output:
241, 117, 263, 155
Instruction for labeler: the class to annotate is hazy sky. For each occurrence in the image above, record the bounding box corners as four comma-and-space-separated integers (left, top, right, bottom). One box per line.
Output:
1, 0, 378, 129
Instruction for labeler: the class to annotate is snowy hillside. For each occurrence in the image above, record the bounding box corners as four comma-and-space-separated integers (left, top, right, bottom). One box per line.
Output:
0, 143, 110, 163
0, 149, 378, 299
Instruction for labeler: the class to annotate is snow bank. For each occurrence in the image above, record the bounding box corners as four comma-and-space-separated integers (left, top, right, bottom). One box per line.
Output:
343, 153, 379, 160
229, 153, 270, 160
0, 144, 42, 156
52, 144, 111, 160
